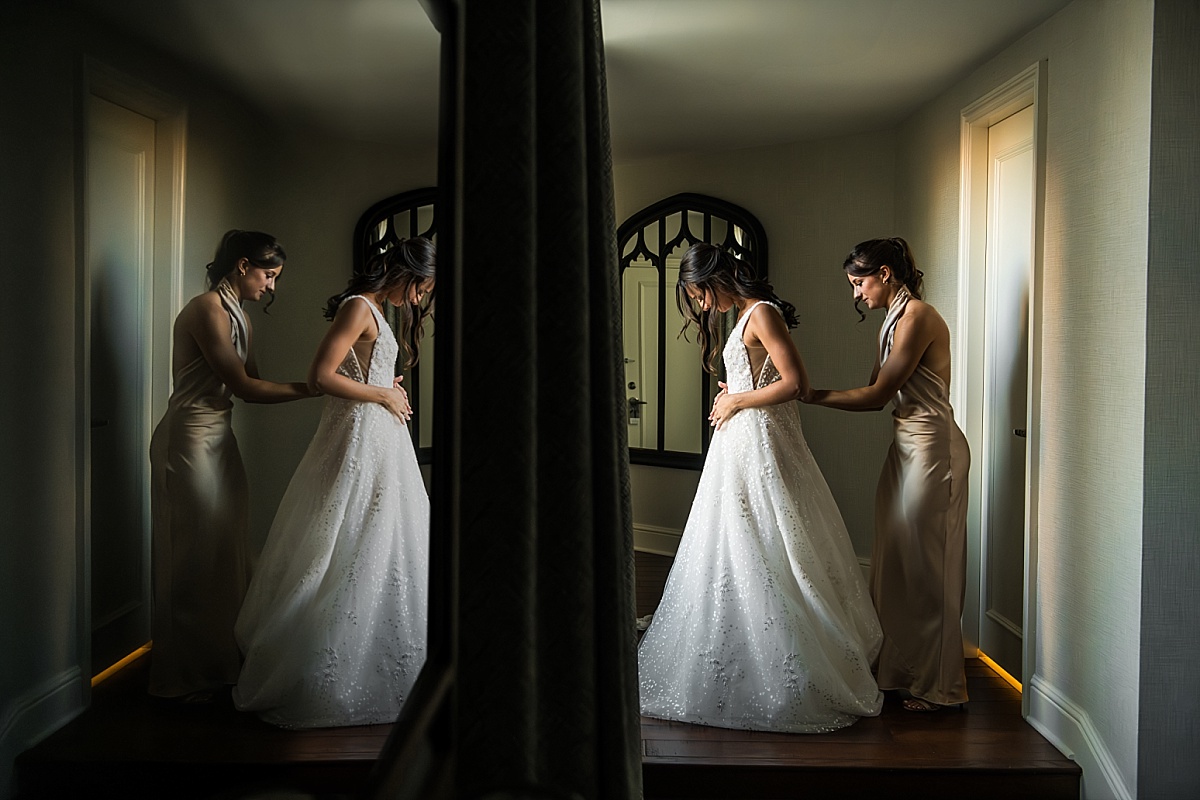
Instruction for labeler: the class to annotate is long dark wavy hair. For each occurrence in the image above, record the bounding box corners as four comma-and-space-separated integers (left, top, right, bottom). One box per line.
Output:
324, 236, 436, 368
843, 237, 924, 320
206, 229, 287, 311
676, 242, 799, 375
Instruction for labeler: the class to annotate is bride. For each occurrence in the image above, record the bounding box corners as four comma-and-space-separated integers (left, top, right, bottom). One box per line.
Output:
234, 237, 435, 729
637, 243, 882, 733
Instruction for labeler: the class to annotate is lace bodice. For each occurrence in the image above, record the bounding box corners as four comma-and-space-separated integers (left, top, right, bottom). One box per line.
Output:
336, 296, 398, 389
722, 300, 782, 393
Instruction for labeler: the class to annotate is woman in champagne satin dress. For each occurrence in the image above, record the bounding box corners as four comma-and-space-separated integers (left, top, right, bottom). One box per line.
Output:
149, 230, 317, 700
806, 237, 970, 711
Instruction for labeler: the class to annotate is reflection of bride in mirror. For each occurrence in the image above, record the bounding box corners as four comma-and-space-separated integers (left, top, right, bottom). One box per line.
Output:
638, 243, 883, 733
234, 238, 435, 729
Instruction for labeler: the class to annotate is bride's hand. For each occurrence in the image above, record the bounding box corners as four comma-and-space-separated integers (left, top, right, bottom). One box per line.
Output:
709, 389, 741, 431
393, 374, 410, 405
378, 386, 412, 423
712, 381, 728, 411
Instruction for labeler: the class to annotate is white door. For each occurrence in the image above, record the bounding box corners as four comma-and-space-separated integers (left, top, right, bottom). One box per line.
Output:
978, 104, 1034, 681
87, 94, 156, 674
623, 261, 658, 448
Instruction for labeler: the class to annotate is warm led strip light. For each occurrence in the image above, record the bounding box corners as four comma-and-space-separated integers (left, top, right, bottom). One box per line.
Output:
978, 651, 1022, 692
91, 642, 152, 687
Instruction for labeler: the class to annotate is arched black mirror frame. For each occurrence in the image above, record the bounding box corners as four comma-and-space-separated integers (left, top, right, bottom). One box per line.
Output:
353, 187, 438, 465
617, 192, 768, 470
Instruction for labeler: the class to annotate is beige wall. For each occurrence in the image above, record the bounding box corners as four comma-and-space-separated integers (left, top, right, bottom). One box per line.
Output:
0, 9, 84, 786
895, 0, 1154, 795
614, 130, 897, 558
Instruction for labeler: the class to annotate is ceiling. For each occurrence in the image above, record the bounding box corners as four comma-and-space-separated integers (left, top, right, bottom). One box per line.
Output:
79, 0, 1073, 163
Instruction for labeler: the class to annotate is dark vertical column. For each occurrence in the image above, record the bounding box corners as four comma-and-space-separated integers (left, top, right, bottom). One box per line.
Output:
1139, 1, 1200, 796
419, 0, 641, 797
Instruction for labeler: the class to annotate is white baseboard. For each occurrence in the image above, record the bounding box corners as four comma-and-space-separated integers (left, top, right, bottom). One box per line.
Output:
1026, 673, 1132, 800
633, 523, 682, 556
0, 667, 85, 799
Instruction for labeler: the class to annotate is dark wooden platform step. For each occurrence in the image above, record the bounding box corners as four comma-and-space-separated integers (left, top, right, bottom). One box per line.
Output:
15, 653, 389, 799
641, 661, 1081, 799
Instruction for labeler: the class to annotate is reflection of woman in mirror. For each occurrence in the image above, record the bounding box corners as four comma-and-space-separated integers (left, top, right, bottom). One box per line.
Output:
234, 237, 435, 728
149, 230, 316, 702
805, 237, 970, 712
638, 243, 883, 733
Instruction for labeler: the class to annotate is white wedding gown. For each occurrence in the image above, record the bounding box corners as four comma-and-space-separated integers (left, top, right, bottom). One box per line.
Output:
638, 301, 883, 733
234, 296, 429, 729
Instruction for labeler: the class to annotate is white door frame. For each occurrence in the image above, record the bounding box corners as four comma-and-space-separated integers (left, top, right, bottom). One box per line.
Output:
955, 61, 1046, 716
76, 58, 186, 692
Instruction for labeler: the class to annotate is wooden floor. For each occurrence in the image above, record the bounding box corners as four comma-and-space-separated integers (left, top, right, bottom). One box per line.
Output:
16, 655, 1079, 800
15, 552, 1079, 799
15, 653, 388, 799
636, 550, 675, 618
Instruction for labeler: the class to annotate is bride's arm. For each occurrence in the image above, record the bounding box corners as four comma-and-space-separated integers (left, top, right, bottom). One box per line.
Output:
709, 304, 809, 430
308, 299, 410, 421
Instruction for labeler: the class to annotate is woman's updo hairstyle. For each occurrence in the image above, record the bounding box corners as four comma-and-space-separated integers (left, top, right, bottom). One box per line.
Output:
324, 236, 436, 367
843, 237, 924, 319
206, 229, 287, 290
677, 242, 799, 374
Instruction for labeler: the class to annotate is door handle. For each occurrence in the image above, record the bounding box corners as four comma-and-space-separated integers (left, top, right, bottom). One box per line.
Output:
1013, 428, 1026, 438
